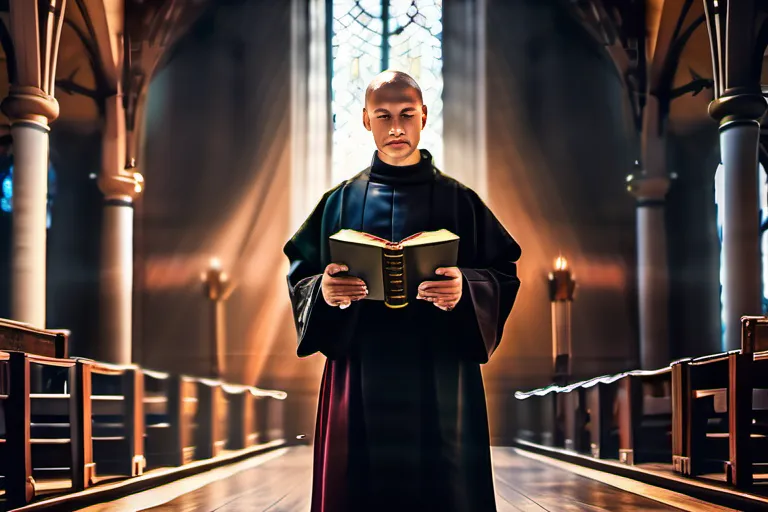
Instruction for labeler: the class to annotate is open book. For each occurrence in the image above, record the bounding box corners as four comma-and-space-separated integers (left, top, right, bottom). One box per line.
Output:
329, 229, 459, 308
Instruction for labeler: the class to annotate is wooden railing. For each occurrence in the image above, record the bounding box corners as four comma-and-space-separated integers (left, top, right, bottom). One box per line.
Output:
0, 320, 288, 510
515, 315, 768, 491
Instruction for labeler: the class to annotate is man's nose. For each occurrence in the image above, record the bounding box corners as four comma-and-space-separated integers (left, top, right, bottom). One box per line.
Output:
389, 123, 405, 136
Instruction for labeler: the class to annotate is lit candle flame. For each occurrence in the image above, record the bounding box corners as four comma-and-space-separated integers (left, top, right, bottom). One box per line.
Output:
554, 256, 568, 271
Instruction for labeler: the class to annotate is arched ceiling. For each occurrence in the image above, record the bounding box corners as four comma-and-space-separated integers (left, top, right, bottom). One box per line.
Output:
0, 0, 210, 133
566, 0, 768, 134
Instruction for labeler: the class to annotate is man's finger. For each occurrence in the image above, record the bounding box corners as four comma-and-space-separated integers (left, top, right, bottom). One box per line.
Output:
418, 288, 460, 297
327, 284, 367, 294
419, 280, 459, 290
435, 267, 461, 277
434, 293, 461, 302
417, 288, 460, 296
329, 290, 367, 299
326, 283, 364, 289
328, 277, 367, 287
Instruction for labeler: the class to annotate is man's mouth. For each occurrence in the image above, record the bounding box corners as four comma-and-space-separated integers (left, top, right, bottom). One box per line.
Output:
387, 140, 409, 146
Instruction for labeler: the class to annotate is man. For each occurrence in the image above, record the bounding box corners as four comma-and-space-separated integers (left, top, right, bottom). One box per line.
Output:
284, 71, 521, 512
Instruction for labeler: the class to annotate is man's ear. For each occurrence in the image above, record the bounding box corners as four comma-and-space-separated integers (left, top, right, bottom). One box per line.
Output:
362, 108, 372, 131
421, 105, 428, 129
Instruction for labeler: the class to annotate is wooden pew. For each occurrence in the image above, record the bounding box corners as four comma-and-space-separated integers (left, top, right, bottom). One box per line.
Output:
561, 380, 590, 454
672, 351, 735, 479
670, 316, 768, 487
0, 320, 68, 358
193, 378, 227, 460
616, 367, 672, 465
515, 367, 673, 467
514, 384, 564, 448
1, 351, 79, 508
253, 387, 288, 443
71, 359, 146, 480
7, 357, 146, 499
223, 384, 258, 450
725, 316, 768, 487
144, 372, 197, 468
583, 374, 625, 460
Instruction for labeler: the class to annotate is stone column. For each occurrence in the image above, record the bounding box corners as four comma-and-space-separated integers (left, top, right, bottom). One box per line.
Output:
1, 0, 67, 328
709, 90, 766, 351
443, 0, 488, 199
1, 88, 59, 327
627, 172, 671, 369
627, 93, 672, 370
97, 94, 143, 364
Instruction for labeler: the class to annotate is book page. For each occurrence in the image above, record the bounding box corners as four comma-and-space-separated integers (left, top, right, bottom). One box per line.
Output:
330, 229, 390, 248
401, 229, 459, 247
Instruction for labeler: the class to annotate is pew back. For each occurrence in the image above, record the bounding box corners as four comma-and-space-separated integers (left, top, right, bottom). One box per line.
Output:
0, 320, 68, 358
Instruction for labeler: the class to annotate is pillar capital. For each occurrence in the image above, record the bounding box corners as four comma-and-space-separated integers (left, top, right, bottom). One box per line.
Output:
626, 171, 672, 203
98, 162, 144, 203
1, 86, 59, 129
708, 88, 767, 125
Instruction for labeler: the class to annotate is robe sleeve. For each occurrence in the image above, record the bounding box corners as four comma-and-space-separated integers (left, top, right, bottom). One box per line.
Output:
283, 191, 360, 359
451, 188, 521, 364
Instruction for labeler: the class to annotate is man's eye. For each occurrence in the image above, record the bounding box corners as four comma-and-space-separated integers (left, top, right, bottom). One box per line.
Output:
377, 115, 390, 119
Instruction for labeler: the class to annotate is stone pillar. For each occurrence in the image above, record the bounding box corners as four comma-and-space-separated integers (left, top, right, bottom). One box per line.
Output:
627, 93, 672, 370
443, 0, 488, 199
627, 168, 671, 369
1, 88, 59, 327
97, 94, 143, 364
702, 0, 767, 350
1, 0, 67, 328
710, 90, 766, 350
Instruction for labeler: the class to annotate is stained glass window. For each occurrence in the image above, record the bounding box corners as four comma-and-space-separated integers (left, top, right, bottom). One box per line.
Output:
714, 163, 768, 349
0, 162, 57, 229
331, 0, 443, 183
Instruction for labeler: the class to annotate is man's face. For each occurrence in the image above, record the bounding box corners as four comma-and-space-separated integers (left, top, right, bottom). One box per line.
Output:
363, 83, 427, 165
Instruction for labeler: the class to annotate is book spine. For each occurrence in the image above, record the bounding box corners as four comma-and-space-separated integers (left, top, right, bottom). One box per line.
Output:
382, 245, 408, 308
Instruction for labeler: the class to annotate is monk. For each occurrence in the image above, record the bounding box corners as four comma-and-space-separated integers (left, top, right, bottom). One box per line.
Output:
284, 70, 521, 512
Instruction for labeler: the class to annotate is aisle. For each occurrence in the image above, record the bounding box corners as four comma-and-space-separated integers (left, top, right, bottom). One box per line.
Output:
78, 446, 733, 511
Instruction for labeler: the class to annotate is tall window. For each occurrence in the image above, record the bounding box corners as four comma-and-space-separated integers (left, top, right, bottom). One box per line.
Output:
330, 0, 443, 183
714, 163, 768, 349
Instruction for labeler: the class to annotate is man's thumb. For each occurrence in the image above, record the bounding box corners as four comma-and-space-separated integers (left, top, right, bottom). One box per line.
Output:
327, 263, 348, 276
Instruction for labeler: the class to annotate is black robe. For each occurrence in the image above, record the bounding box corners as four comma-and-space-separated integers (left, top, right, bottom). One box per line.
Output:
284, 150, 521, 512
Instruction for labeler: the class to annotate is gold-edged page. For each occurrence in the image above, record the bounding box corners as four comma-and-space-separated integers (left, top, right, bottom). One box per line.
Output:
330, 229, 389, 248
401, 229, 459, 247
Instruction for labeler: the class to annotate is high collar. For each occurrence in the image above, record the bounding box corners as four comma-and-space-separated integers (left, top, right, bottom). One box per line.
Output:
368, 149, 435, 185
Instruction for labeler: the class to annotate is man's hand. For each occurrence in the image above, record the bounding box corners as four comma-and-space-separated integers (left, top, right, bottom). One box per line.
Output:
417, 267, 462, 311
322, 263, 368, 309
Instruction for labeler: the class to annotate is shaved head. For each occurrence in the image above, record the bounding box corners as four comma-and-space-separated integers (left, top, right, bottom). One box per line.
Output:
365, 70, 423, 108
362, 70, 427, 166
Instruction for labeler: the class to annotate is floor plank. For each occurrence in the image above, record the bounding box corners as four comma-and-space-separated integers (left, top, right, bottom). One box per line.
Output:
80, 446, 719, 511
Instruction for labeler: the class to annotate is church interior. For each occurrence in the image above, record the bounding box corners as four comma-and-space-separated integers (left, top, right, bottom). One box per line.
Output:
0, 0, 766, 510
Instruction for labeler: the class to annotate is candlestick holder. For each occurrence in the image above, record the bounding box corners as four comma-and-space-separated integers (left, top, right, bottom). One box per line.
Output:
548, 256, 576, 385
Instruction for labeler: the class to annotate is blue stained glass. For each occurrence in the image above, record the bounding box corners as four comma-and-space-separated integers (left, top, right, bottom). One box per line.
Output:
715, 162, 768, 348
331, 0, 444, 182
0, 163, 58, 229
2, 173, 11, 199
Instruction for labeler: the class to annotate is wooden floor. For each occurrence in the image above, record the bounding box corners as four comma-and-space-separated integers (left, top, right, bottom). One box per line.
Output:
78, 446, 734, 512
